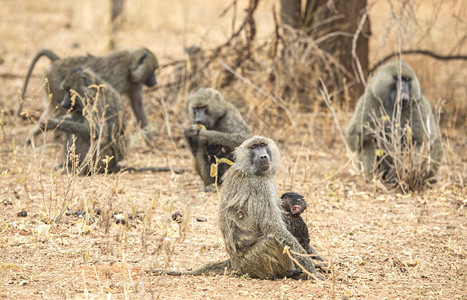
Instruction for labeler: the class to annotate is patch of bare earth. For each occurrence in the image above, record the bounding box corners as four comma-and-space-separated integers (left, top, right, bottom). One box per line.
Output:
0, 0, 466, 299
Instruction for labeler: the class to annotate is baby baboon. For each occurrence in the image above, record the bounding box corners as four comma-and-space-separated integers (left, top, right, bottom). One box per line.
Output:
281, 192, 324, 262
20, 47, 158, 144
183, 88, 252, 190
281, 192, 311, 253
39, 68, 127, 174
346, 60, 443, 183
146, 136, 323, 280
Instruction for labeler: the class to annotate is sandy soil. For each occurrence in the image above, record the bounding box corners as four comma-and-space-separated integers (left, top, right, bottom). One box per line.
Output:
0, 0, 466, 299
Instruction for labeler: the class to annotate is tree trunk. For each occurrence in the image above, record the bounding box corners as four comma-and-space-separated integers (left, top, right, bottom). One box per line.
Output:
280, 0, 370, 105
109, 0, 124, 50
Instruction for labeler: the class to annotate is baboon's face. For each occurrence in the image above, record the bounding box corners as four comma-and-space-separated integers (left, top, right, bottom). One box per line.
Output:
61, 88, 85, 114
390, 75, 412, 108
131, 49, 158, 87
281, 193, 307, 215
249, 142, 272, 175
60, 70, 92, 114
193, 106, 217, 129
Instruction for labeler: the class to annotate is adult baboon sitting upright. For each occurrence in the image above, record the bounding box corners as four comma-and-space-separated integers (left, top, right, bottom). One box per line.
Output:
184, 88, 252, 190
147, 136, 324, 280
346, 60, 442, 185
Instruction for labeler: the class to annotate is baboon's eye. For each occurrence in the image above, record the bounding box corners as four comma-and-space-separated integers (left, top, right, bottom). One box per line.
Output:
260, 143, 267, 147
249, 144, 257, 149
138, 53, 148, 65
402, 76, 411, 82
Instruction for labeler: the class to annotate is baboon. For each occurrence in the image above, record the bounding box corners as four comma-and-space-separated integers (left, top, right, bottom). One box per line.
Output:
39, 68, 127, 174
38, 68, 184, 174
346, 60, 443, 183
183, 88, 252, 190
147, 136, 324, 280
19, 47, 158, 144
281, 192, 310, 253
280, 192, 324, 261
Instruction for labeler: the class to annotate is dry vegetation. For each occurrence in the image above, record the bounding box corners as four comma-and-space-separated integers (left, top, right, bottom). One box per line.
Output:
0, 0, 466, 299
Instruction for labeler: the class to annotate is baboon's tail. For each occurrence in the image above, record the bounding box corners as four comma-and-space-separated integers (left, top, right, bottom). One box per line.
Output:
145, 259, 232, 276
17, 49, 60, 117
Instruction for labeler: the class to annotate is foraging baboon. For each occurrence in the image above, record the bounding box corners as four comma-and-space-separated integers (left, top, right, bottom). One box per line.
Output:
39, 68, 127, 174
346, 60, 442, 183
183, 88, 252, 189
20, 47, 158, 144
281, 192, 324, 261
147, 136, 323, 280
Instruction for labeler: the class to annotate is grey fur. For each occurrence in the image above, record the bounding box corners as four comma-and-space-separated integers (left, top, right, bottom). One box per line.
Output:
146, 136, 323, 280
21, 47, 158, 145
183, 88, 252, 188
219, 136, 322, 279
40, 69, 127, 174
346, 60, 443, 181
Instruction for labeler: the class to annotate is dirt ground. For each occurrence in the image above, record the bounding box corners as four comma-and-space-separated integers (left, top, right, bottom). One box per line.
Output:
0, 0, 466, 299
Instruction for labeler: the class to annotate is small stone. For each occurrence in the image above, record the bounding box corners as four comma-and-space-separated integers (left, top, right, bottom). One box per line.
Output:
115, 215, 126, 225
196, 217, 207, 222
73, 210, 84, 216
171, 211, 183, 223
17, 210, 27, 217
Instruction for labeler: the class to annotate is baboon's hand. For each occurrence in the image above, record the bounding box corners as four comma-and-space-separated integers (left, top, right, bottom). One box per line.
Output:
198, 130, 208, 142
39, 118, 60, 131
185, 124, 201, 137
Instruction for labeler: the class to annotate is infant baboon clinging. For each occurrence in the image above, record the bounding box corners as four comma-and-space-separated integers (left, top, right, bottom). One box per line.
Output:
20, 47, 158, 144
184, 88, 252, 189
346, 60, 442, 184
147, 136, 324, 280
40, 68, 127, 174
281, 192, 325, 262
281, 192, 311, 254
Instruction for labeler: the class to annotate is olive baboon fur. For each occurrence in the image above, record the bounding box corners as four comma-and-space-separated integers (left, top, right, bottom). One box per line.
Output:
40, 68, 127, 174
20, 47, 158, 144
146, 136, 323, 280
346, 60, 443, 182
183, 88, 252, 188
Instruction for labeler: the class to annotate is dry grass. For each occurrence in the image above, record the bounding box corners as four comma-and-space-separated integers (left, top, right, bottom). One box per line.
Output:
0, 0, 466, 299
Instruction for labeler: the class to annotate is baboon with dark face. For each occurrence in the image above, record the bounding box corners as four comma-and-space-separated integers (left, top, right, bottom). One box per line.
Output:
281, 192, 311, 254
280, 192, 325, 263
146, 136, 324, 280
219, 136, 323, 279
39, 68, 127, 174
183, 88, 252, 189
346, 60, 443, 184
20, 47, 158, 144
